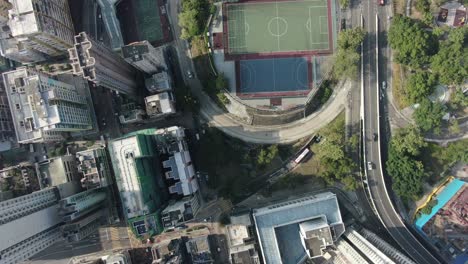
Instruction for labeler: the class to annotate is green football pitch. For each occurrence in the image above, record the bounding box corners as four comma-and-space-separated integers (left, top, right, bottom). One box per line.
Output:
225, 0, 331, 55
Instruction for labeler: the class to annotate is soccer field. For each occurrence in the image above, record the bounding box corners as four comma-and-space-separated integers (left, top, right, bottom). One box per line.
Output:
225, 0, 331, 56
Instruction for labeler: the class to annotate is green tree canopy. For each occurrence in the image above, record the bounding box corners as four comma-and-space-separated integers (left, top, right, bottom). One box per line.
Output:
257, 145, 279, 166
387, 145, 427, 200
413, 99, 446, 132
450, 88, 468, 109
404, 71, 437, 104
337, 28, 366, 51
215, 73, 228, 91
339, 0, 350, 8
333, 50, 361, 79
333, 28, 366, 79
391, 126, 427, 156
178, 0, 210, 39
388, 15, 437, 67
431, 27, 467, 85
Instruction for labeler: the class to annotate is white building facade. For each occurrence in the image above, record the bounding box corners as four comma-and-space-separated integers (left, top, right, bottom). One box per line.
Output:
0, 0, 75, 63
144, 92, 176, 119
3, 67, 92, 144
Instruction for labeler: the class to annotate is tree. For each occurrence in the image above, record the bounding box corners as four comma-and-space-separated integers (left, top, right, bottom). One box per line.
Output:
391, 126, 427, 156
257, 145, 278, 167
448, 27, 467, 45
413, 99, 446, 132
217, 93, 230, 105
333, 50, 361, 79
338, 28, 366, 51
449, 119, 461, 134
340, 0, 350, 8
179, 9, 200, 39
178, 0, 210, 39
387, 146, 427, 200
388, 15, 437, 68
333, 28, 366, 79
215, 73, 228, 91
404, 71, 437, 104
342, 175, 358, 191
431, 28, 467, 85
415, 0, 430, 13
420, 198, 437, 215
450, 89, 468, 109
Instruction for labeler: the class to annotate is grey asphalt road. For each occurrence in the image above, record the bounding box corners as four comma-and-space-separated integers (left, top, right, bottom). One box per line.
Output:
361, 1, 441, 263
166, 0, 349, 144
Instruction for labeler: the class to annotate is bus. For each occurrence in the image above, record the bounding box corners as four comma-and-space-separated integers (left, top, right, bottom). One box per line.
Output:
294, 148, 310, 164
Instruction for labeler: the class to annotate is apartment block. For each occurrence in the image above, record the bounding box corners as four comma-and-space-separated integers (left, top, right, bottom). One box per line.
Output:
157, 127, 198, 196
109, 129, 169, 236
3, 67, 92, 144
58, 187, 107, 222
144, 92, 176, 119
145, 72, 173, 94
76, 146, 112, 190
0, 0, 75, 63
122, 41, 166, 75
161, 196, 200, 228
69, 32, 138, 95
0, 187, 61, 264
37, 154, 79, 188
0, 75, 14, 149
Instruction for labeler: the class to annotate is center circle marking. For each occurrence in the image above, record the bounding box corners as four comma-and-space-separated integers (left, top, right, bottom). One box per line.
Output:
268, 17, 288, 37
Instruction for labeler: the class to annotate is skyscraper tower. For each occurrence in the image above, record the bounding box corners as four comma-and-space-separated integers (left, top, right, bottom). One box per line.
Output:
0, 0, 75, 63
68, 32, 138, 95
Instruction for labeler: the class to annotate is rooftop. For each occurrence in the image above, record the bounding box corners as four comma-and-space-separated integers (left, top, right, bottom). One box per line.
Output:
122, 42, 150, 62
109, 129, 168, 220
252, 192, 344, 264
145, 92, 176, 117
145, 72, 172, 92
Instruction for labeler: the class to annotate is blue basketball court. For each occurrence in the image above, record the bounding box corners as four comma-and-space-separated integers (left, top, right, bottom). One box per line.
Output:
236, 57, 312, 98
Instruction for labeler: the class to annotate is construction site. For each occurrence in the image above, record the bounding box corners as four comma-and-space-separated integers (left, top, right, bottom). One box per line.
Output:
419, 179, 467, 260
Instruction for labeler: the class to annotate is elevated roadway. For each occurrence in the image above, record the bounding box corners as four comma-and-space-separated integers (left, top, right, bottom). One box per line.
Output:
361, 2, 442, 263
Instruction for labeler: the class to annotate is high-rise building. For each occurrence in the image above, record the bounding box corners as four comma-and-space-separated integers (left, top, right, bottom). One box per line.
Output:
157, 127, 198, 196
76, 146, 113, 190
109, 129, 169, 236
0, 75, 14, 149
37, 154, 79, 187
62, 210, 106, 243
58, 187, 107, 222
252, 192, 345, 263
144, 92, 176, 119
3, 67, 92, 144
69, 32, 138, 95
0, 187, 62, 264
122, 41, 166, 75
0, 0, 75, 63
145, 71, 173, 94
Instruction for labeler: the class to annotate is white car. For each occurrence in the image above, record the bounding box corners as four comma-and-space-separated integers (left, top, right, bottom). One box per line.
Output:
382, 81, 387, 90
367, 161, 374, 171
187, 70, 194, 79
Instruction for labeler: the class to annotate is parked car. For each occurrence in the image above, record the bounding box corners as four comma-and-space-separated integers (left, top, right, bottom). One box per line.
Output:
379, 0, 384, 5
187, 70, 194, 79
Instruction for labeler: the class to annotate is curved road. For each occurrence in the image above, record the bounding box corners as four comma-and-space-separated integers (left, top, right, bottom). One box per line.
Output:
167, 0, 349, 144
362, 2, 441, 263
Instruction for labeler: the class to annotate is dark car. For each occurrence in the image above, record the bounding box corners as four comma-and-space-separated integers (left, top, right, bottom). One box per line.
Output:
373, 133, 378, 141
